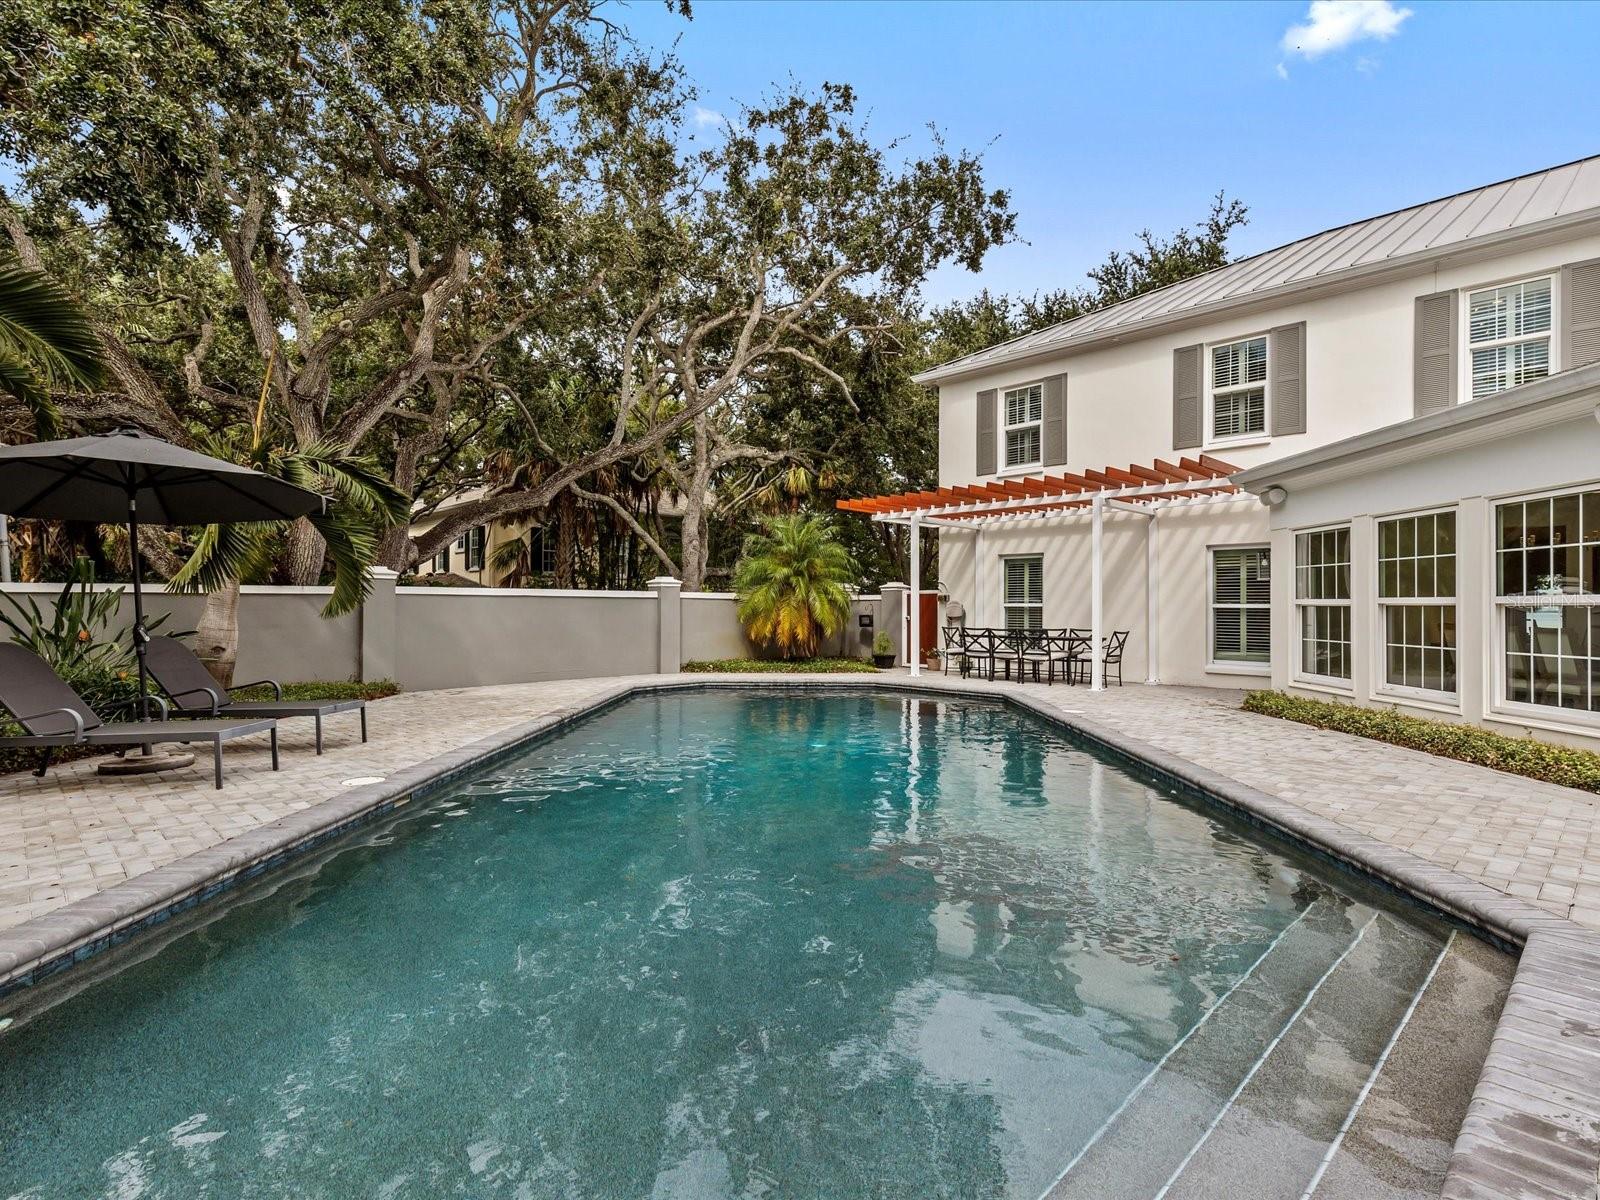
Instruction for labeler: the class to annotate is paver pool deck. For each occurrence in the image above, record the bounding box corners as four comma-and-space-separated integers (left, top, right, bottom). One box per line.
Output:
1, 673, 1597, 1199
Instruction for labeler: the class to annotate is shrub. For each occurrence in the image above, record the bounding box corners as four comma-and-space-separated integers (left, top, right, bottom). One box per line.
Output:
682, 658, 877, 674
733, 515, 855, 660
231, 680, 401, 702
1242, 690, 1600, 793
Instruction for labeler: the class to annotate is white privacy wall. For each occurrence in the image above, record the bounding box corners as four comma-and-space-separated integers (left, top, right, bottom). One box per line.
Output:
936, 232, 1600, 487
0, 577, 891, 692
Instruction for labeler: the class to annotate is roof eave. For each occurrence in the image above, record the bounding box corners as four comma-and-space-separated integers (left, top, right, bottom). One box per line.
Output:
1233, 363, 1600, 496
915, 209, 1600, 388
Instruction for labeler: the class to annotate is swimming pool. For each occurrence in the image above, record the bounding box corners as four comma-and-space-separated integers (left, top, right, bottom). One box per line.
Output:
0, 691, 1497, 1199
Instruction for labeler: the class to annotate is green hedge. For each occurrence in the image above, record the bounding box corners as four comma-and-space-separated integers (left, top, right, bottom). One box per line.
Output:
230, 680, 401, 703
682, 658, 878, 674
1242, 689, 1600, 793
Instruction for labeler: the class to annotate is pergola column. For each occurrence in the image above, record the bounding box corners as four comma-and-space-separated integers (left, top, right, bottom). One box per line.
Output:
1090, 494, 1104, 691
908, 514, 922, 676
1146, 511, 1159, 684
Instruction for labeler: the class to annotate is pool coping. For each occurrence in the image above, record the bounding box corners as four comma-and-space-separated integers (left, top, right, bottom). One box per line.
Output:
0, 674, 1595, 1199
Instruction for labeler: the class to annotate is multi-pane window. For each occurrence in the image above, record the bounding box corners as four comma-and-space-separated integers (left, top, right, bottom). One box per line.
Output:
1211, 336, 1268, 440
529, 526, 559, 578
1002, 383, 1043, 469
1496, 489, 1600, 713
1211, 547, 1270, 664
464, 525, 486, 572
1467, 277, 1552, 400
434, 548, 451, 573
1378, 511, 1457, 695
1295, 528, 1351, 681
1003, 555, 1044, 629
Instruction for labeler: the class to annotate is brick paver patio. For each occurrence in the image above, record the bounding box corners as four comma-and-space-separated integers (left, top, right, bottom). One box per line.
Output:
3, 674, 1598, 935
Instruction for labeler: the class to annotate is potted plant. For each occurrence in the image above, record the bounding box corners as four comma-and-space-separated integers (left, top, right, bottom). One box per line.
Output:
871, 631, 896, 669
925, 646, 942, 672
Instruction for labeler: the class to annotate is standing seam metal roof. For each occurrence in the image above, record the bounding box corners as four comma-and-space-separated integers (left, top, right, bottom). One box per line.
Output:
919, 154, 1600, 383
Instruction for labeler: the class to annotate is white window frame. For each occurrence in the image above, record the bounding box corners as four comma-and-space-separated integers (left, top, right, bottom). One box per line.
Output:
1000, 381, 1044, 473
1002, 554, 1044, 629
1489, 481, 1600, 731
1208, 544, 1271, 671
1293, 524, 1353, 688
1461, 272, 1559, 403
1206, 333, 1270, 449
1373, 506, 1459, 706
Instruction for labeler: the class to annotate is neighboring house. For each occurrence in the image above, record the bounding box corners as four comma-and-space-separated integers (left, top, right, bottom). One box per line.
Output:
408, 487, 689, 588
870, 154, 1600, 746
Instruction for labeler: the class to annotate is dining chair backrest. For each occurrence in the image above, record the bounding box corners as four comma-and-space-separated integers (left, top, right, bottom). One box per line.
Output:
1105, 630, 1130, 658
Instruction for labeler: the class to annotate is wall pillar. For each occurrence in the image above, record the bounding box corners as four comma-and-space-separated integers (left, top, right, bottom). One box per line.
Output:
880, 582, 908, 666
359, 567, 399, 683
649, 576, 683, 673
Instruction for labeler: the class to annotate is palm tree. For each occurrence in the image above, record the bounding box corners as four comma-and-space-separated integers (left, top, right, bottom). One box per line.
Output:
168, 430, 410, 685
0, 258, 105, 437
733, 514, 855, 660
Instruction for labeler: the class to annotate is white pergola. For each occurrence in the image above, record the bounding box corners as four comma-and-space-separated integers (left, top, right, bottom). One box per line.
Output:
838, 455, 1255, 690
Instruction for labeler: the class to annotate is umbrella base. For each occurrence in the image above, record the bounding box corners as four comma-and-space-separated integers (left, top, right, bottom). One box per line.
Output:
97, 750, 197, 777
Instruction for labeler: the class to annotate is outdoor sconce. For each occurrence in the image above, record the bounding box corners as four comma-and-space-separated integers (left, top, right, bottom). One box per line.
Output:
1261, 485, 1289, 507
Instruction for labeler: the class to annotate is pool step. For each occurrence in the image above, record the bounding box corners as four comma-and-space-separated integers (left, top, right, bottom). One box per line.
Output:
1156, 912, 1445, 1200
1043, 898, 1372, 1200
1304, 933, 1513, 1200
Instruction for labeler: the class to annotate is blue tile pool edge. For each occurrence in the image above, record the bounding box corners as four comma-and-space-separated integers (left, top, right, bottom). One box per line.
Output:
1, 675, 1595, 1200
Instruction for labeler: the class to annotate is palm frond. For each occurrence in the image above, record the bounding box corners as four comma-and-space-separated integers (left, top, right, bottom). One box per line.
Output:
280, 442, 411, 527
166, 523, 278, 595
0, 261, 106, 437
309, 507, 381, 617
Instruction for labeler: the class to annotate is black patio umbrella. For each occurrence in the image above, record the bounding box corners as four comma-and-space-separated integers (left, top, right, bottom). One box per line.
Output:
0, 429, 326, 719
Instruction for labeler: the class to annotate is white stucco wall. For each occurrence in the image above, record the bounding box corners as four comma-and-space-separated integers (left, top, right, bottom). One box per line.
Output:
937, 232, 1600, 487
1263, 397, 1600, 748
937, 497, 1271, 688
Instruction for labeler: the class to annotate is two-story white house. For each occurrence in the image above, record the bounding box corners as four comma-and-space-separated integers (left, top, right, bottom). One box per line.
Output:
846, 155, 1600, 748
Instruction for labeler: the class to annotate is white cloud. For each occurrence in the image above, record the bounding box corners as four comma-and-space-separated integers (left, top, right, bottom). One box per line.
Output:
1280, 0, 1412, 60
1275, 62, 1290, 80
691, 106, 725, 129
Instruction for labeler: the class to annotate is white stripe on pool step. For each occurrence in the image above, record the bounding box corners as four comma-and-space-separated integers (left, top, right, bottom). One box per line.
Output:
1150, 913, 1381, 1200
1034, 901, 1321, 1200
1299, 930, 1456, 1200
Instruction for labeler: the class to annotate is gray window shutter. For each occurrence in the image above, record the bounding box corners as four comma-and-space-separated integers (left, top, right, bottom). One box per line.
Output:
1172, 345, 1203, 450
976, 388, 997, 475
1561, 257, 1600, 370
1042, 374, 1067, 467
1414, 290, 1457, 416
1269, 322, 1306, 436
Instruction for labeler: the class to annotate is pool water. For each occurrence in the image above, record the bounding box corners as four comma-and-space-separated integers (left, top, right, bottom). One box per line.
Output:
1, 692, 1463, 1199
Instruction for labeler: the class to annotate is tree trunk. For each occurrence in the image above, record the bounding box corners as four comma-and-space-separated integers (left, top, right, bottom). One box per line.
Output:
195, 577, 241, 687
283, 518, 325, 585
554, 492, 577, 588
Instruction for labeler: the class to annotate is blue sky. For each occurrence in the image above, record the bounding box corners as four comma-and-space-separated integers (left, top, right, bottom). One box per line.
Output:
625, 0, 1600, 305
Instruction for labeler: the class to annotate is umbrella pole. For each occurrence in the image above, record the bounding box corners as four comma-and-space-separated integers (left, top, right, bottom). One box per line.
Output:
127, 495, 151, 723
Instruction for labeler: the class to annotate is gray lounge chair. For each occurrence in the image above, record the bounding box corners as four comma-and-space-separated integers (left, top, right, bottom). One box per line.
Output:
144, 637, 367, 755
0, 644, 278, 788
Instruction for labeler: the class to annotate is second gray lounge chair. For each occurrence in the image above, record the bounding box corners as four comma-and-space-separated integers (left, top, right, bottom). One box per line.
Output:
144, 637, 368, 755
0, 644, 278, 788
